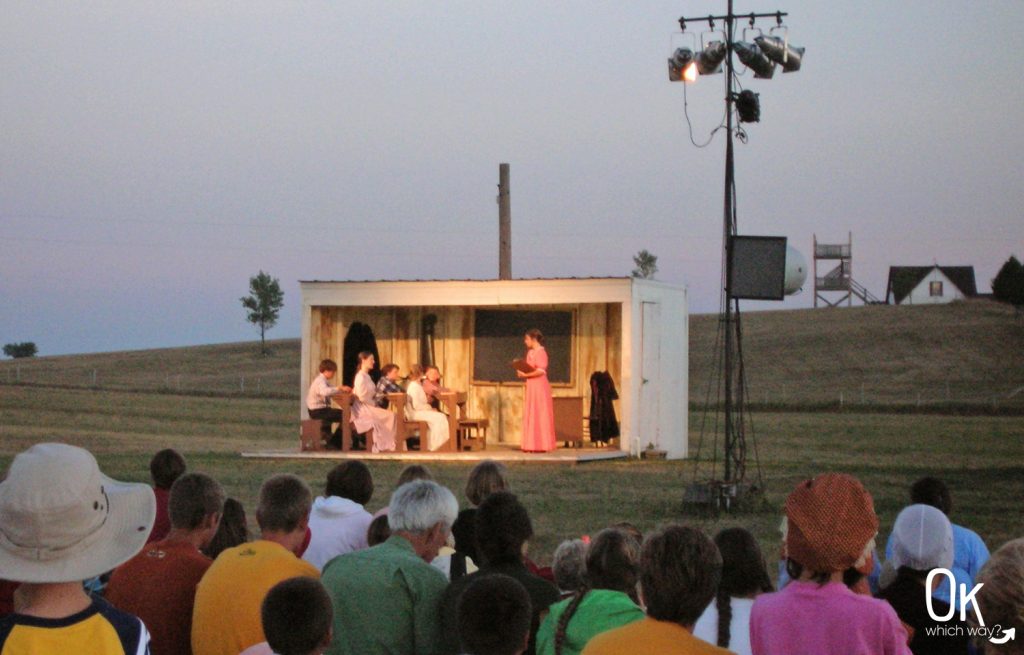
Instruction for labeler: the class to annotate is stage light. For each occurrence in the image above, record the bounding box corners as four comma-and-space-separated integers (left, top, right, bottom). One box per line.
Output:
755, 35, 804, 72
733, 41, 775, 79
696, 41, 727, 75
668, 47, 698, 82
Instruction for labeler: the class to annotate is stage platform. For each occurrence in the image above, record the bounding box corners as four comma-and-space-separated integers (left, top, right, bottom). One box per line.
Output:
241, 443, 629, 464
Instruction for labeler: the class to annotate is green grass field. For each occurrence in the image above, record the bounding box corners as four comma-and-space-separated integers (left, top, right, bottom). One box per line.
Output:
1, 300, 1022, 569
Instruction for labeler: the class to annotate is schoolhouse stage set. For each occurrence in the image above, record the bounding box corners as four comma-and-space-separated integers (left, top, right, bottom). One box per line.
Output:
291, 277, 689, 461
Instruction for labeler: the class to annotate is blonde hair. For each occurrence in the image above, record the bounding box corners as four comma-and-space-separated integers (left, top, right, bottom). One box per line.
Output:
975, 538, 1024, 654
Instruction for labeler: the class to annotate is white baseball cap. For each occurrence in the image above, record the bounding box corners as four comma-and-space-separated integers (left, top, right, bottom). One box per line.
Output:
889, 503, 954, 572
0, 443, 156, 583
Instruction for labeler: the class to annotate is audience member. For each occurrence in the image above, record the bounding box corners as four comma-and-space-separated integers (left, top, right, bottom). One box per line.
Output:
0, 443, 155, 654
106, 472, 226, 655
149, 448, 187, 543
366, 514, 391, 546
877, 504, 970, 655
885, 476, 990, 612
192, 474, 318, 655
693, 527, 773, 655
321, 480, 457, 655
240, 577, 335, 655
973, 538, 1024, 655
551, 539, 588, 597
749, 473, 911, 655
581, 525, 729, 655
203, 497, 249, 559
454, 460, 511, 563
304, 461, 375, 570
440, 491, 560, 655
458, 574, 533, 655
399, 464, 434, 485
537, 528, 644, 655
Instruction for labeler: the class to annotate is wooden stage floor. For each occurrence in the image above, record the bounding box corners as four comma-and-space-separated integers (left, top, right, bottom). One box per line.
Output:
241, 443, 628, 464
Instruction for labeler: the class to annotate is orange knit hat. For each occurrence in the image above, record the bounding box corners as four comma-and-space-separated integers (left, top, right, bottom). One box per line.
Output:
785, 473, 879, 573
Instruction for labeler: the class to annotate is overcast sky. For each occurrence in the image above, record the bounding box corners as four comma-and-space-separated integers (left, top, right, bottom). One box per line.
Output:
3, 1, 1022, 356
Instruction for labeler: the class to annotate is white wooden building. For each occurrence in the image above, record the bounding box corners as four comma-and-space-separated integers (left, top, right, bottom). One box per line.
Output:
886, 266, 977, 305
299, 277, 689, 458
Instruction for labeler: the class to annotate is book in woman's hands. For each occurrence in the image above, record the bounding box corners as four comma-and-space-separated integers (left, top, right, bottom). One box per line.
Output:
511, 358, 536, 374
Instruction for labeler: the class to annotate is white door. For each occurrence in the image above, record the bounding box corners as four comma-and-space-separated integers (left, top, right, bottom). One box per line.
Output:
639, 302, 661, 450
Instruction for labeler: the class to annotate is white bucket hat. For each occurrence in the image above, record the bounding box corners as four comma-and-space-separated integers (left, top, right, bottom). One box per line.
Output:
0, 443, 156, 583
889, 503, 954, 572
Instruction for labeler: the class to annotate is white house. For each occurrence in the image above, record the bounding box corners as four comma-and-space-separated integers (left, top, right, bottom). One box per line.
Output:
886, 266, 977, 305
299, 277, 689, 458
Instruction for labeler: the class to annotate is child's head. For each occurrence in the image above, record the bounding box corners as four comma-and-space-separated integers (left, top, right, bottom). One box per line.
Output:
465, 460, 510, 507
396, 464, 433, 487
261, 577, 333, 655
366, 514, 391, 546
319, 359, 338, 379
149, 449, 187, 490
457, 574, 532, 655
425, 366, 441, 382
784, 473, 878, 582
381, 363, 400, 381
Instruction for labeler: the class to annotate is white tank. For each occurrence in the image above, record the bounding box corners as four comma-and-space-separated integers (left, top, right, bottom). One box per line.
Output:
785, 245, 808, 295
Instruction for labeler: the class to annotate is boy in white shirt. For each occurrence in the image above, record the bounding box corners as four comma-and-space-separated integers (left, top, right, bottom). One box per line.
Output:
306, 359, 351, 450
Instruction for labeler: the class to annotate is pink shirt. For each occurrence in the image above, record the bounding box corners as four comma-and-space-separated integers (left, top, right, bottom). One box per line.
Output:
750, 581, 911, 655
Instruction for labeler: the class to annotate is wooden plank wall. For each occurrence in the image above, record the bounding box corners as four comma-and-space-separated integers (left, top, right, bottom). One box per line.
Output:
308, 303, 622, 445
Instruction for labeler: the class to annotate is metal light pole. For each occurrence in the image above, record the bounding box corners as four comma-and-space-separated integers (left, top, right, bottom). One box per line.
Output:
674, 3, 798, 509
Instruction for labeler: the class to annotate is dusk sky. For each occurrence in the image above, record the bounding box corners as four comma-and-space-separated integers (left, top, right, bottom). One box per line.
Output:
3, 1, 1022, 356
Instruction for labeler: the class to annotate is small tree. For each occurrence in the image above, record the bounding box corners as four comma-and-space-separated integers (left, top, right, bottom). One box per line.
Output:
240, 271, 284, 355
631, 249, 659, 279
992, 255, 1024, 307
3, 342, 38, 358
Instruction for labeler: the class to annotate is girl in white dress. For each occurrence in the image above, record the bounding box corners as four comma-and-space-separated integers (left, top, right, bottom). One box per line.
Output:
404, 364, 451, 451
351, 351, 397, 452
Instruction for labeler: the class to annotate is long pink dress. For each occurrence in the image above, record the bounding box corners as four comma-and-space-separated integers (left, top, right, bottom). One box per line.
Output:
352, 371, 397, 453
521, 346, 556, 452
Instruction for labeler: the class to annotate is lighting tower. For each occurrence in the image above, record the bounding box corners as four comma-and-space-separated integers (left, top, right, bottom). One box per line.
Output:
671, 2, 803, 510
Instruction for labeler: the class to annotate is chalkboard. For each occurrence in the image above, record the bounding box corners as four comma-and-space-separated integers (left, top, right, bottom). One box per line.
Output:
472, 310, 573, 383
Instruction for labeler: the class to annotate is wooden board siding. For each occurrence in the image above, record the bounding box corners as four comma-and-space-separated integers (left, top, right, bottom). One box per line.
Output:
309, 303, 622, 445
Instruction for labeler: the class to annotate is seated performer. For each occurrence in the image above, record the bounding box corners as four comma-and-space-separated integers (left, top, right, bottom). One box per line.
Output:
422, 365, 452, 410
306, 359, 351, 450
405, 365, 451, 452
375, 363, 403, 409
352, 351, 398, 453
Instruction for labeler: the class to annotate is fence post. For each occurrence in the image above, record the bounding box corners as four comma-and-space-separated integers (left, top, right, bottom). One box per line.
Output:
91, 369, 97, 387
839, 391, 844, 407
240, 376, 245, 393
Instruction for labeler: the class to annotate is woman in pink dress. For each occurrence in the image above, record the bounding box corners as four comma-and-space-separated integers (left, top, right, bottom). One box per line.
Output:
519, 329, 557, 453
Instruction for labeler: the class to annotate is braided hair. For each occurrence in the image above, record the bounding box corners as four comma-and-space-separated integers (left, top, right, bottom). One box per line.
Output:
553, 529, 640, 655
713, 527, 774, 648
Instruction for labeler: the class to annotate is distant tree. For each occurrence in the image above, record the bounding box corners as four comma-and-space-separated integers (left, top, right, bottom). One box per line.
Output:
991, 255, 1024, 307
3, 342, 38, 359
240, 271, 284, 355
631, 249, 659, 279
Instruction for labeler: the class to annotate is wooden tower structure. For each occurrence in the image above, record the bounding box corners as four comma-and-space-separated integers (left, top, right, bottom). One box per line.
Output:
813, 232, 880, 307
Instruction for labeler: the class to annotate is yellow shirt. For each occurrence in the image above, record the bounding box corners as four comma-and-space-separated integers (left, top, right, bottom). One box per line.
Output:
191, 540, 318, 655
581, 617, 735, 655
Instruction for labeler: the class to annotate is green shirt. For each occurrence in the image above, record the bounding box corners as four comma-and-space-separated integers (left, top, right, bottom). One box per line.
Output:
536, 589, 645, 655
321, 535, 449, 655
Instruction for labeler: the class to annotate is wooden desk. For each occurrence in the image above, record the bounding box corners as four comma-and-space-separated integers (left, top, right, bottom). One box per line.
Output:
438, 391, 468, 452
330, 391, 354, 451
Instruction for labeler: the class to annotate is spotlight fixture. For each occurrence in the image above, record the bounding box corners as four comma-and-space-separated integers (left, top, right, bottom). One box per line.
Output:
734, 90, 760, 123
733, 41, 775, 79
754, 35, 804, 72
696, 41, 727, 75
668, 47, 698, 82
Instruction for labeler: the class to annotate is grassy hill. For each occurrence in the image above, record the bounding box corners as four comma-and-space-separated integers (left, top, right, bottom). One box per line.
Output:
691, 299, 1024, 408
4, 299, 1021, 409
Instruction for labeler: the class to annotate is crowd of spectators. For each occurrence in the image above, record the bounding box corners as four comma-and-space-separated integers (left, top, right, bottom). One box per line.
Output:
0, 444, 1018, 655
